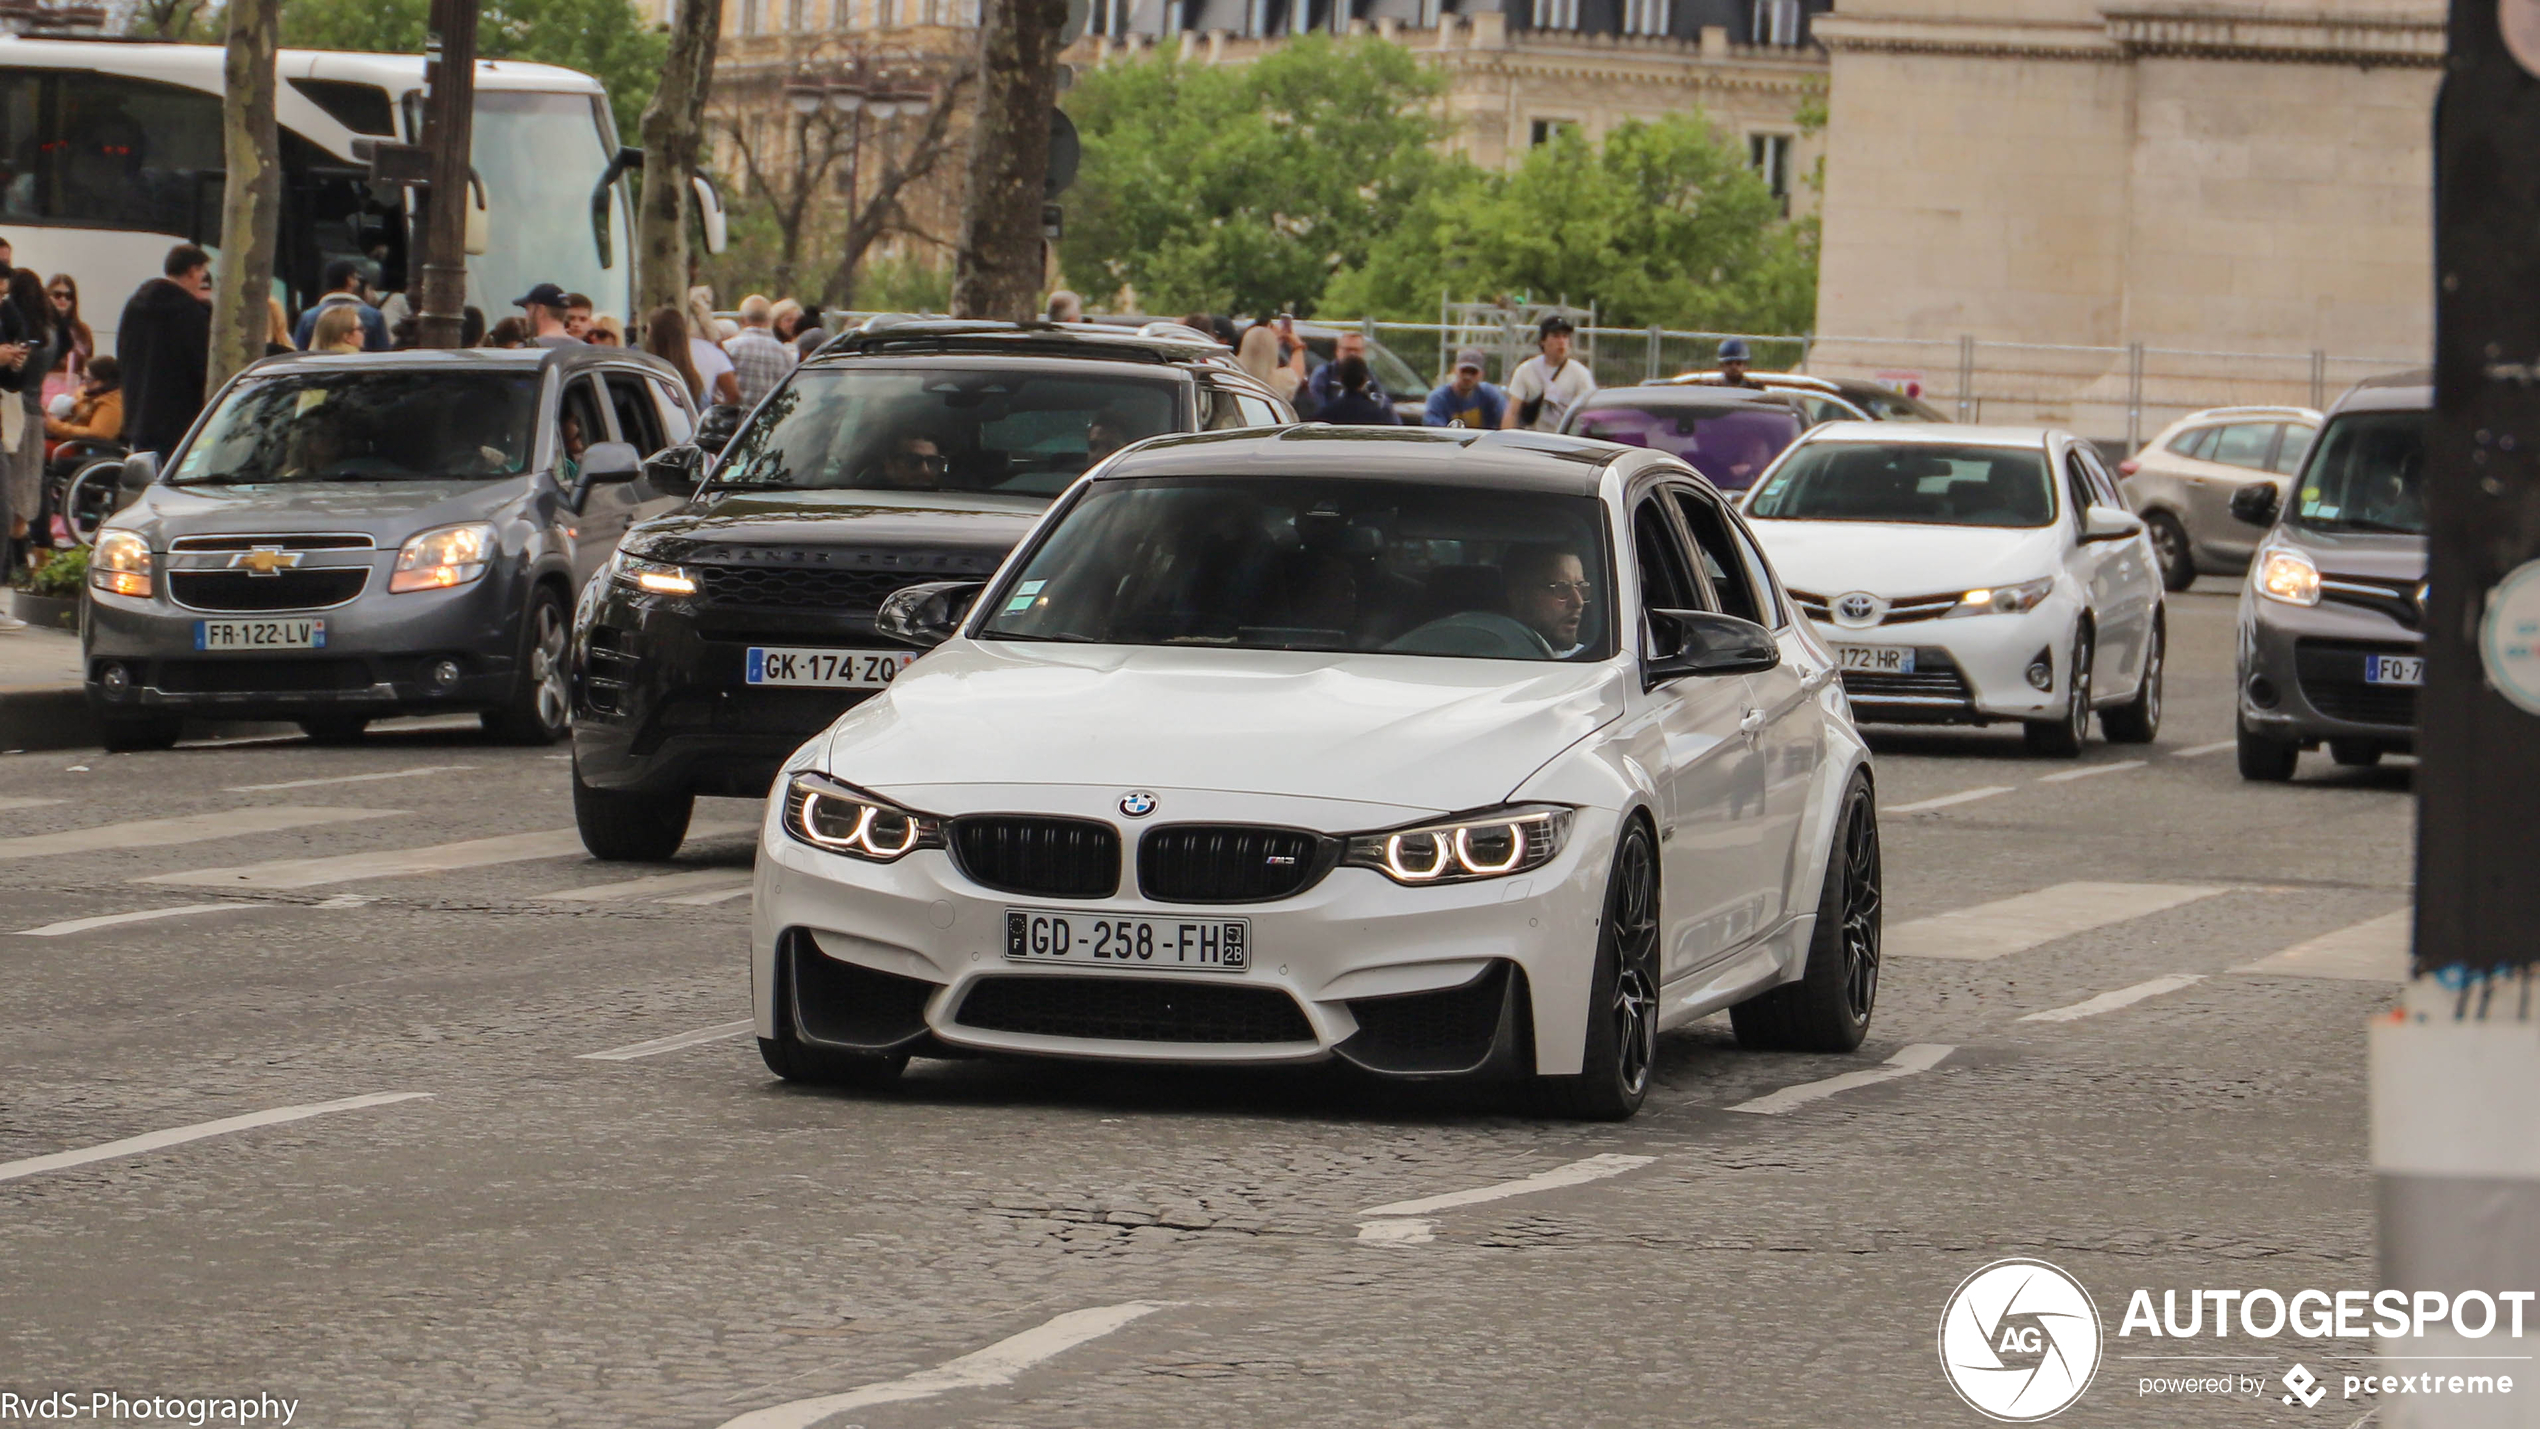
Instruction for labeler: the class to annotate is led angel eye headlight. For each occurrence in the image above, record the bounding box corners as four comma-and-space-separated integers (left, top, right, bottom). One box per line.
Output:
782, 772, 942, 862
1348, 805, 1574, 886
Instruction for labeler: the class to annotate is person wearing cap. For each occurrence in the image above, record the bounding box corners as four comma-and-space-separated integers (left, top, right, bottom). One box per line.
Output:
1424, 348, 1507, 429
1502, 314, 1596, 432
291, 260, 388, 352
515, 283, 580, 348
1715, 336, 1763, 388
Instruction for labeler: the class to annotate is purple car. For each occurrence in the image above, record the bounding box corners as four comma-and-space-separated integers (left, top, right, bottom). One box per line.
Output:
1560, 387, 1806, 492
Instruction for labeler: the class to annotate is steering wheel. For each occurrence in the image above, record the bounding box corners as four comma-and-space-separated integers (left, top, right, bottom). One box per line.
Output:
1384, 611, 1557, 659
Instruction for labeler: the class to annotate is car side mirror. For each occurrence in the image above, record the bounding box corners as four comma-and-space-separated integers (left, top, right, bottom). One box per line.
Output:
119, 450, 158, 494
2230, 481, 2282, 527
2082, 505, 2145, 543
873, 580, 984, 649
1643, 608, 1779, 685
642, 443, 704, 501
581, 441, 640, 483
694, 404, 745, 457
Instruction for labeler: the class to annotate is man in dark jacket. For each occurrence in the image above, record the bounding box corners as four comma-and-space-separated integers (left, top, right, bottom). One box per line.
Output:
118, 244, 212, 459
290, 259, 388, 351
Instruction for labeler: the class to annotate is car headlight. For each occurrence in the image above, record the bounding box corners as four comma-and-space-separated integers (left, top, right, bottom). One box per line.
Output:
1943, 576, 2055, 618
89, 528, 152, 598
781, 772, 943, 862
1343, 804, 1575, 886
610, 552, 697, 597
2256, 547, 2320, 607
388, 522, 497, 593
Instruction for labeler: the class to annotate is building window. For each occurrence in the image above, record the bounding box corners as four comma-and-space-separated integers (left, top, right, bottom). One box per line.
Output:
1243, 0, 1265, 32
1530, 117, 1576, 146
1621, 0, 1667, 33
1749, 132, 1792, 203
1163, 0, 1185, 28
785, 0, 806, 25
1329, 0, 1350, 30
1531, 0, 1578, 26
1751, 0, 1800, 44
877, 0, 896, 23
1417, 0, 1439, 23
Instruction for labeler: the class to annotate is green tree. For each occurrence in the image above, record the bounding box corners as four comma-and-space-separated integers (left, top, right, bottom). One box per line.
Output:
1058, 34, 1452, 316
279, 0, 668, 144
1328, 113, 1818, 333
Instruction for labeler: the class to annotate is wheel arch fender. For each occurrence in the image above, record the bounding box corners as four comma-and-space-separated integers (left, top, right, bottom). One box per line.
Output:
1779, 746, 1874, 985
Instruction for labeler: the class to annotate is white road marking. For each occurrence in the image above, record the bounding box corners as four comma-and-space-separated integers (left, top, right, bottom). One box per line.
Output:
14, 903, 254, 937
1355, 1217, 1438, 1245
2236, 909, 2412, 982
1886, 786, 2015, 814
660, 885, 754, 906
579, 1019, 756, 1061
1359, 1152, 1657, 1219
0, 1092, 433, 1183
140, 821, 752, 890
0, 795, 63, 811
716, 1302, 1164, 1429
2035, 759, 2147, 784
1887, 881, 2234, 961
2017, 973, 2206, 1023
2171, 740, 2237, 757
225, 764, 477, 793
0, 805, 394, 861
539, 869, 753, 903
1726, 1043, 1954, 1115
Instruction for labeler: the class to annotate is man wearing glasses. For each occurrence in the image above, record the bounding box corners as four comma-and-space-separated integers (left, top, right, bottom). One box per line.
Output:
1509, 544, 1593, 657
873, 434, 950, 491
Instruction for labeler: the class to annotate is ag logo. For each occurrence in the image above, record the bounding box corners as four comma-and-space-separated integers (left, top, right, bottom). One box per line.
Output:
1939, 1259, 2102, 1422
1118, 790, 1157, 818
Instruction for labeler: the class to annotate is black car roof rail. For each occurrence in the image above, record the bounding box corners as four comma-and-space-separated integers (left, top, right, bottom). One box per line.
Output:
809, 316, 1221, 366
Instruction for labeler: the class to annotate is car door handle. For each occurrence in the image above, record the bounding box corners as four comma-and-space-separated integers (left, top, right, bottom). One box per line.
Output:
1738, 707, 1766, 741
1801, 666, 1837, 695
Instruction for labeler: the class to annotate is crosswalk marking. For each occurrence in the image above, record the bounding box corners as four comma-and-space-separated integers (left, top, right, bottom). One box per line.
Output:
579, 1019, 756, 1061
2036, 759, 2147, 784
226, 765, 476, 793
0, 1092, 432, 1184
1887, 881, 2233, 961
0, 806, 394, 861
1887, 786, 2014, 815
1726, 1044, 1953, 1114
139, 821, 753, 890
659, 885, 753, 906
2171, 740, 2237, 757
538, 869, 754, 903
0, 795, 64, 811
2236, 909, 2411, 982
1359, 1153, 1658, 1219
2018, 973, 2206, 1023
14, 903, 253, 937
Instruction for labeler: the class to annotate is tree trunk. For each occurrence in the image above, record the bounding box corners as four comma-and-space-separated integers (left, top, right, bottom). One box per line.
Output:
414, 0, 479, 349
208, 0, 282, 387
950, 0, 1063, 321
638, 0, 723, 322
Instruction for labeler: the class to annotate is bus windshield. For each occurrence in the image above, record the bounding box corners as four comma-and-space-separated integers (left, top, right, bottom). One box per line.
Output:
468, 90, 624, 321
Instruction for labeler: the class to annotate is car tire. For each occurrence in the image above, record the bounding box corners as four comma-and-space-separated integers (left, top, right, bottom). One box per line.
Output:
2237, 717, 2300, 782
1731, 773, 1879, 1054
2330, 739, 2383, 768
572, 758, 694, 861
759, 959, 908, 1091
298, 714, 369, 745
483, 585, 571, 746
2146, 512, 2196, 592
2023, 625, 2093, 758
2100, 613, 2163, 745
1540, 819, 1661, 1122
98, 714, 182, 753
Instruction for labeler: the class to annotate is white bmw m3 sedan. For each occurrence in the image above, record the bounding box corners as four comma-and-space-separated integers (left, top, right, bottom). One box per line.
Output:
750, 427, 1883, 1119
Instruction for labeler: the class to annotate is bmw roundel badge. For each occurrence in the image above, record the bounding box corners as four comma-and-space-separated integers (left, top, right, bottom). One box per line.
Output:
1119, 791, 1158, 818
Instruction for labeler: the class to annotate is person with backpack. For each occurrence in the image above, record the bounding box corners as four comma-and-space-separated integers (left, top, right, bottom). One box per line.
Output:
1502, 314, 1596, 433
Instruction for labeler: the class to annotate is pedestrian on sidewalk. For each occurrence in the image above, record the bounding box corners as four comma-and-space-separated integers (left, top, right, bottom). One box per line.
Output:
291, 261, 388, 351
1424, 349, 1507, 429
1714, 336, 1763, 389
792, 304, 830, 360
41, 274, 90, 407
1316, 356, 1399, 426
516, 283, 581, 348
564, 293, 595, 341
120, 246, 213, 462
641, 306, 708, 407
723, 294, 795, 408
1502, 314, 1595, 433
0, 267, 54, 579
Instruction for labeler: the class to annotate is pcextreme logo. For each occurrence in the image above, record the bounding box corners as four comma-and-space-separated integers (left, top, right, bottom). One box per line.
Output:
1938, 1259, 2104, 1422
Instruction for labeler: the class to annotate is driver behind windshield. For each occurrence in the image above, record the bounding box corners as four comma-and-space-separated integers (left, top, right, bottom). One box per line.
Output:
1508, 543, 1594, 657
873, 434, 948, 491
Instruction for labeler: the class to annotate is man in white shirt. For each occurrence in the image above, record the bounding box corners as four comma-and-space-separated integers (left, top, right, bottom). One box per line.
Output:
1501, 314, 1596, 433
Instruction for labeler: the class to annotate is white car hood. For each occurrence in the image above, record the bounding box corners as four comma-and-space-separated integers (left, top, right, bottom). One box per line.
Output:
1746, 519, 2060, 597
819, 641, 1629, 817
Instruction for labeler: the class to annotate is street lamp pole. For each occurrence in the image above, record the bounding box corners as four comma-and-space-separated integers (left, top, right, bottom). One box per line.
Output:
414, 0, 478, 349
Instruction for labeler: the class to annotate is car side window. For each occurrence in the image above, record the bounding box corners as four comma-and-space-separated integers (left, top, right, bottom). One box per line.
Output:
1669, 486, 1766, 625
602, 372, 665, 455
2075, 445, 2123, 507
1725, 512, 1790, 629
1632, 495, 1706, 616
558, 376, 609, 472
648, 376, 695, 446
2169, 426, 2215, 459
1198, 384, 1246, 431
2269, 423, 2315, 475
2210, 422, 2276, 469
2062, 450, 2095, 531
1236, 394, 1283, 426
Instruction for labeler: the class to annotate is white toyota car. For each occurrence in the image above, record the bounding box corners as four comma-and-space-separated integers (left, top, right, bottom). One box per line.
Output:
1739, 423, 2166, 756
750, 427, 1881, 1120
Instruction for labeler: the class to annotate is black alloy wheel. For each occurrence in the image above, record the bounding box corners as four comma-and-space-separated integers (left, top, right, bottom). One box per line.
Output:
98, 713, 182, 753
2146, 512, 2197, 592
485, 586, 572, 745
1544, 820, 1661, 1121
2024, 625, 2093, 758
1732, 773, 1880, 1052
2101, 613, 2163, 744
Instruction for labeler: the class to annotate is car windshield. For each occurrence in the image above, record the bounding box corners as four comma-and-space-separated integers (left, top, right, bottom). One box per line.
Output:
1745, 442, 2054, 527
711, 367, 1182, 497
170, 369, 543, 485
1567, 400, 1801, 490
2293, 410, 2425, 535
979, 476, 1616, 661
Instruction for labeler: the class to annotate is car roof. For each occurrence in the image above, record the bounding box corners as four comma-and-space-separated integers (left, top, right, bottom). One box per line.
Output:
240, 345, 679, 381
1665, 370, 1841, 395
1794, 421, 2062, 450
788, 350, 1209, 387
813, 316, 1230, 368
1574, 384, 1801, 410
2331, 370, 2432, 414
1097, 425, 1628, 495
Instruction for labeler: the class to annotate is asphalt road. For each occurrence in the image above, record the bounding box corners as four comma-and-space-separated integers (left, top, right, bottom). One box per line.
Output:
0, 579, 2416, 1428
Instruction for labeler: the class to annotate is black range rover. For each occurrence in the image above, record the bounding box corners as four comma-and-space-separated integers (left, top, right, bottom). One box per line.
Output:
568, 319, 1293, 858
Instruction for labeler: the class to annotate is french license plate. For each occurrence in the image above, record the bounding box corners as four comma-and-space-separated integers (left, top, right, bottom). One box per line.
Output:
1836, 644, 1914, 674
194, 618, 324, 651
1004, 909, 1250, 973
745, 647, 916, 688
2365, 654, 2425, 686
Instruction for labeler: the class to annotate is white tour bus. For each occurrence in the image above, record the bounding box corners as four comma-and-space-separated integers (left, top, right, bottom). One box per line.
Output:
0, 34, 715, 350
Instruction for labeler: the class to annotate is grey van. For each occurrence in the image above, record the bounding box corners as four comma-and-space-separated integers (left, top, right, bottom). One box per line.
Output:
2233, 372, 2426, 780
84, 346, 697, 751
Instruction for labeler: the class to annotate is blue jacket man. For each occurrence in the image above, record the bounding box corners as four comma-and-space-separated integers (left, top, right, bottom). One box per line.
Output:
291, 260, 390, 352
1424, 349, 1507, 429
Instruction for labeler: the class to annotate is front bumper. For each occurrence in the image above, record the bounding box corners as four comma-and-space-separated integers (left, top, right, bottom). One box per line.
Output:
750, 782, 1617, 1077
1805, 601, 2073, 725
2238, 588, 2421, 746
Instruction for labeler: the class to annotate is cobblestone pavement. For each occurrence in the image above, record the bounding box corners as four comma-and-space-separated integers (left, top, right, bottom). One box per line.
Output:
0, 581, 2412, 1427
